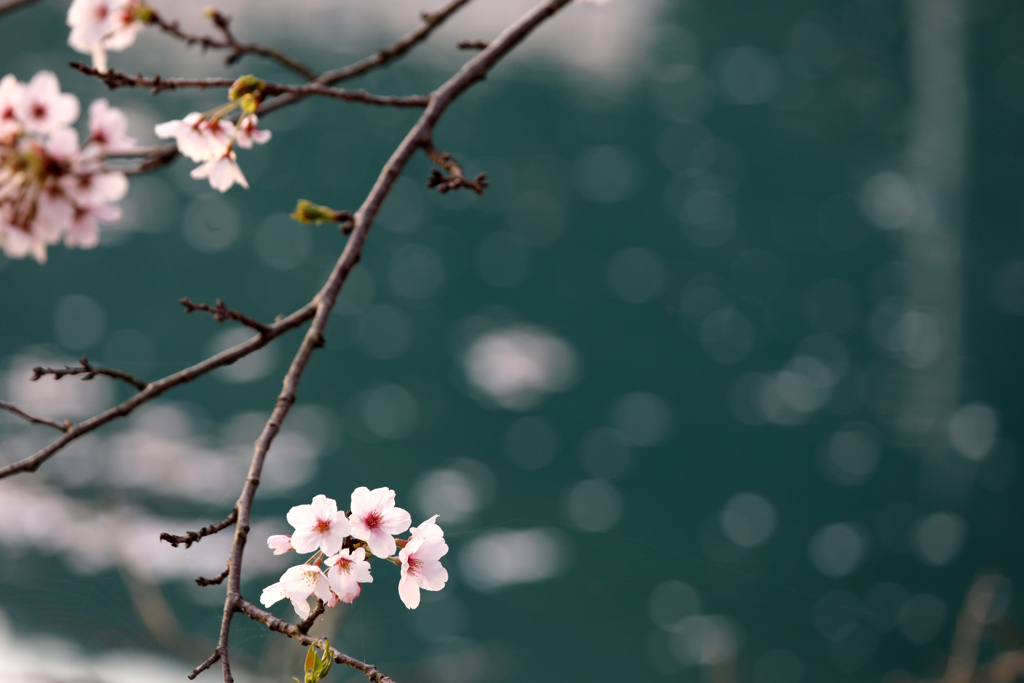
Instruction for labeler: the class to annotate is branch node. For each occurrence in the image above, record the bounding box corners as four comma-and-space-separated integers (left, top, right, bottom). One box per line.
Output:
196, 565, 230, 587
457, 40, 489, 50
161, 508, 238, 549
423, 141, 488, 194
180, 297, 271, 335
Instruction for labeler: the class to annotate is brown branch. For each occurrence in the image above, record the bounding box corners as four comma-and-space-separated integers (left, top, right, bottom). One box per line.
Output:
0, 301, 315, 479
160, 508, 239, 548
296, 599, 326, 635
189, 649, 221, 680
180, 298, 271, 335
424, 141, 489, 194
196, 566, 231, 587
257, 0, 476, 117
149, 7, 317, 80
0, 400, 69, 432
32, 356, 148, 392
238, 599, 396, 683
0, 0, 40, 17
457, 40, 489, 50
69, 62, 428, 106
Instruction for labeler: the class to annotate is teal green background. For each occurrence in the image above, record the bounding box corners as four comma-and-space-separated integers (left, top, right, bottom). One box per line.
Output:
1, 1, 1022, 682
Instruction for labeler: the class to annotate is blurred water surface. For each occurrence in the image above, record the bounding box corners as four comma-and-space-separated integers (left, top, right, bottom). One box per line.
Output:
1, 0, 1022, 681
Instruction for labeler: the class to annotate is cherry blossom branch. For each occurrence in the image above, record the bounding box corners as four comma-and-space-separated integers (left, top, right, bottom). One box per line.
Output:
0, 300, 317, 479
68, 62, 429, 107
0, 400, 68, 432
424, 141, 489, 194
256, 0, 476, 118
943, 575, 999, 683
32, 356, 148, 391
189, 3, 573, 681
0, 0, 39, 17
148, 7, 318, 80
160, 508, 239, 548
315, 0, 475, 85
179, 298, 271, 335
238, 599, 395, 683
296, 599, 326, 634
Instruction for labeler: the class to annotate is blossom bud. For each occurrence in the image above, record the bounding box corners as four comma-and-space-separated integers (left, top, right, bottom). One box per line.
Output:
290, 199, 349, 225
131, 3, 157, 23
228, 75, 266, 103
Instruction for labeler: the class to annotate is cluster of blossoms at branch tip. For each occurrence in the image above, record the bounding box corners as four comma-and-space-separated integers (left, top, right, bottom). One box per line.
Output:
156, 107, 270, 193
67, 0, 152, 74
262, 487, 448, 616
0, 71, 134, 263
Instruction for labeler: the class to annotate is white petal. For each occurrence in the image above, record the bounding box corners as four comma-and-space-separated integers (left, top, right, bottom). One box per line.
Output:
398, 575, 421, 609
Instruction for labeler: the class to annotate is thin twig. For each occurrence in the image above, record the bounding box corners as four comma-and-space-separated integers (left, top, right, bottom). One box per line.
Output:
0, 0, 40, 17
424, 140, 489, 194
0, 400, 68, 432
189, 649, 221, 680
296, 599, 326, 635
32, 356, 148, 392
69, 62, 428, 106
196, 566, 231, 587
0, 299, 315, 479
150, 7, 317, 80
457, 40, 489, 50
180, 298, 271, 335
257, 0, 476, 117
238, 599, 396, 683
160, 508, 239, 548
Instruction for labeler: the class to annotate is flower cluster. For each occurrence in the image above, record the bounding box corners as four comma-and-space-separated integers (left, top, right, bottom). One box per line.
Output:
0, 71, 134, 263
66, 0, 150, 74
155, 111, 270, 193
262, 487, 448, 617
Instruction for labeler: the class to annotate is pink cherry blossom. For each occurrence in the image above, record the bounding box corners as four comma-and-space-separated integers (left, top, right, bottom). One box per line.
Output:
154, 112, 210, 162
235, 115, 272, 149
267, 534, 293, 555
349, 487, 412, 558
189, 149, 249, 193
398, 517, 449, 609
86, 98, 135, 152
260, 564, 333, 619
18, 71, 80, 135
324, 547, 373, 603
286, 494, 351, 555
67, 0, 145, 73
0, 75, 23, 141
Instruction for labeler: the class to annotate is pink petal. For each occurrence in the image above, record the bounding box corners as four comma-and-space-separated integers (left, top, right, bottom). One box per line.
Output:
378, 506, 411, 535
290, 527, 321, 554
367, 527, 397, 558
398, 574, 421, 609
308, 494, 337, 520
286, 503, 316, 530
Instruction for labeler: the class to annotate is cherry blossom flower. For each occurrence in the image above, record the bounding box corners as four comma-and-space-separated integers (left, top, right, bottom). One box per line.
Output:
324, 547, 373, 604
0, 72, 125, 263
189, 149, 249, 192
349, 487, 412, 558
154, 113, 208, 162
18, 71, 79, 135
398, 517, 449, 609
235, 115, 272, 149
260, 564, 333, 619
0, 75, 23, 141
86, 98, 135, 153
286, 494, 351, 555
267, 534, 293, 555
67, 0, 146, 74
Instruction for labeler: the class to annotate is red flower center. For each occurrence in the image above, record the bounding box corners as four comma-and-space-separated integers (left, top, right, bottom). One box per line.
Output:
335, 557, 352, 574
313, 519, 331, 534
407, 557, 422, 576
364, 510, 383, 529
95, 4, 108, 19
30, 103, 46, 120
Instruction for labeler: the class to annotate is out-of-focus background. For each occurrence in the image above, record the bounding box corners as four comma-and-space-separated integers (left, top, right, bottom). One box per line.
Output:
1, 0, 1022, 681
